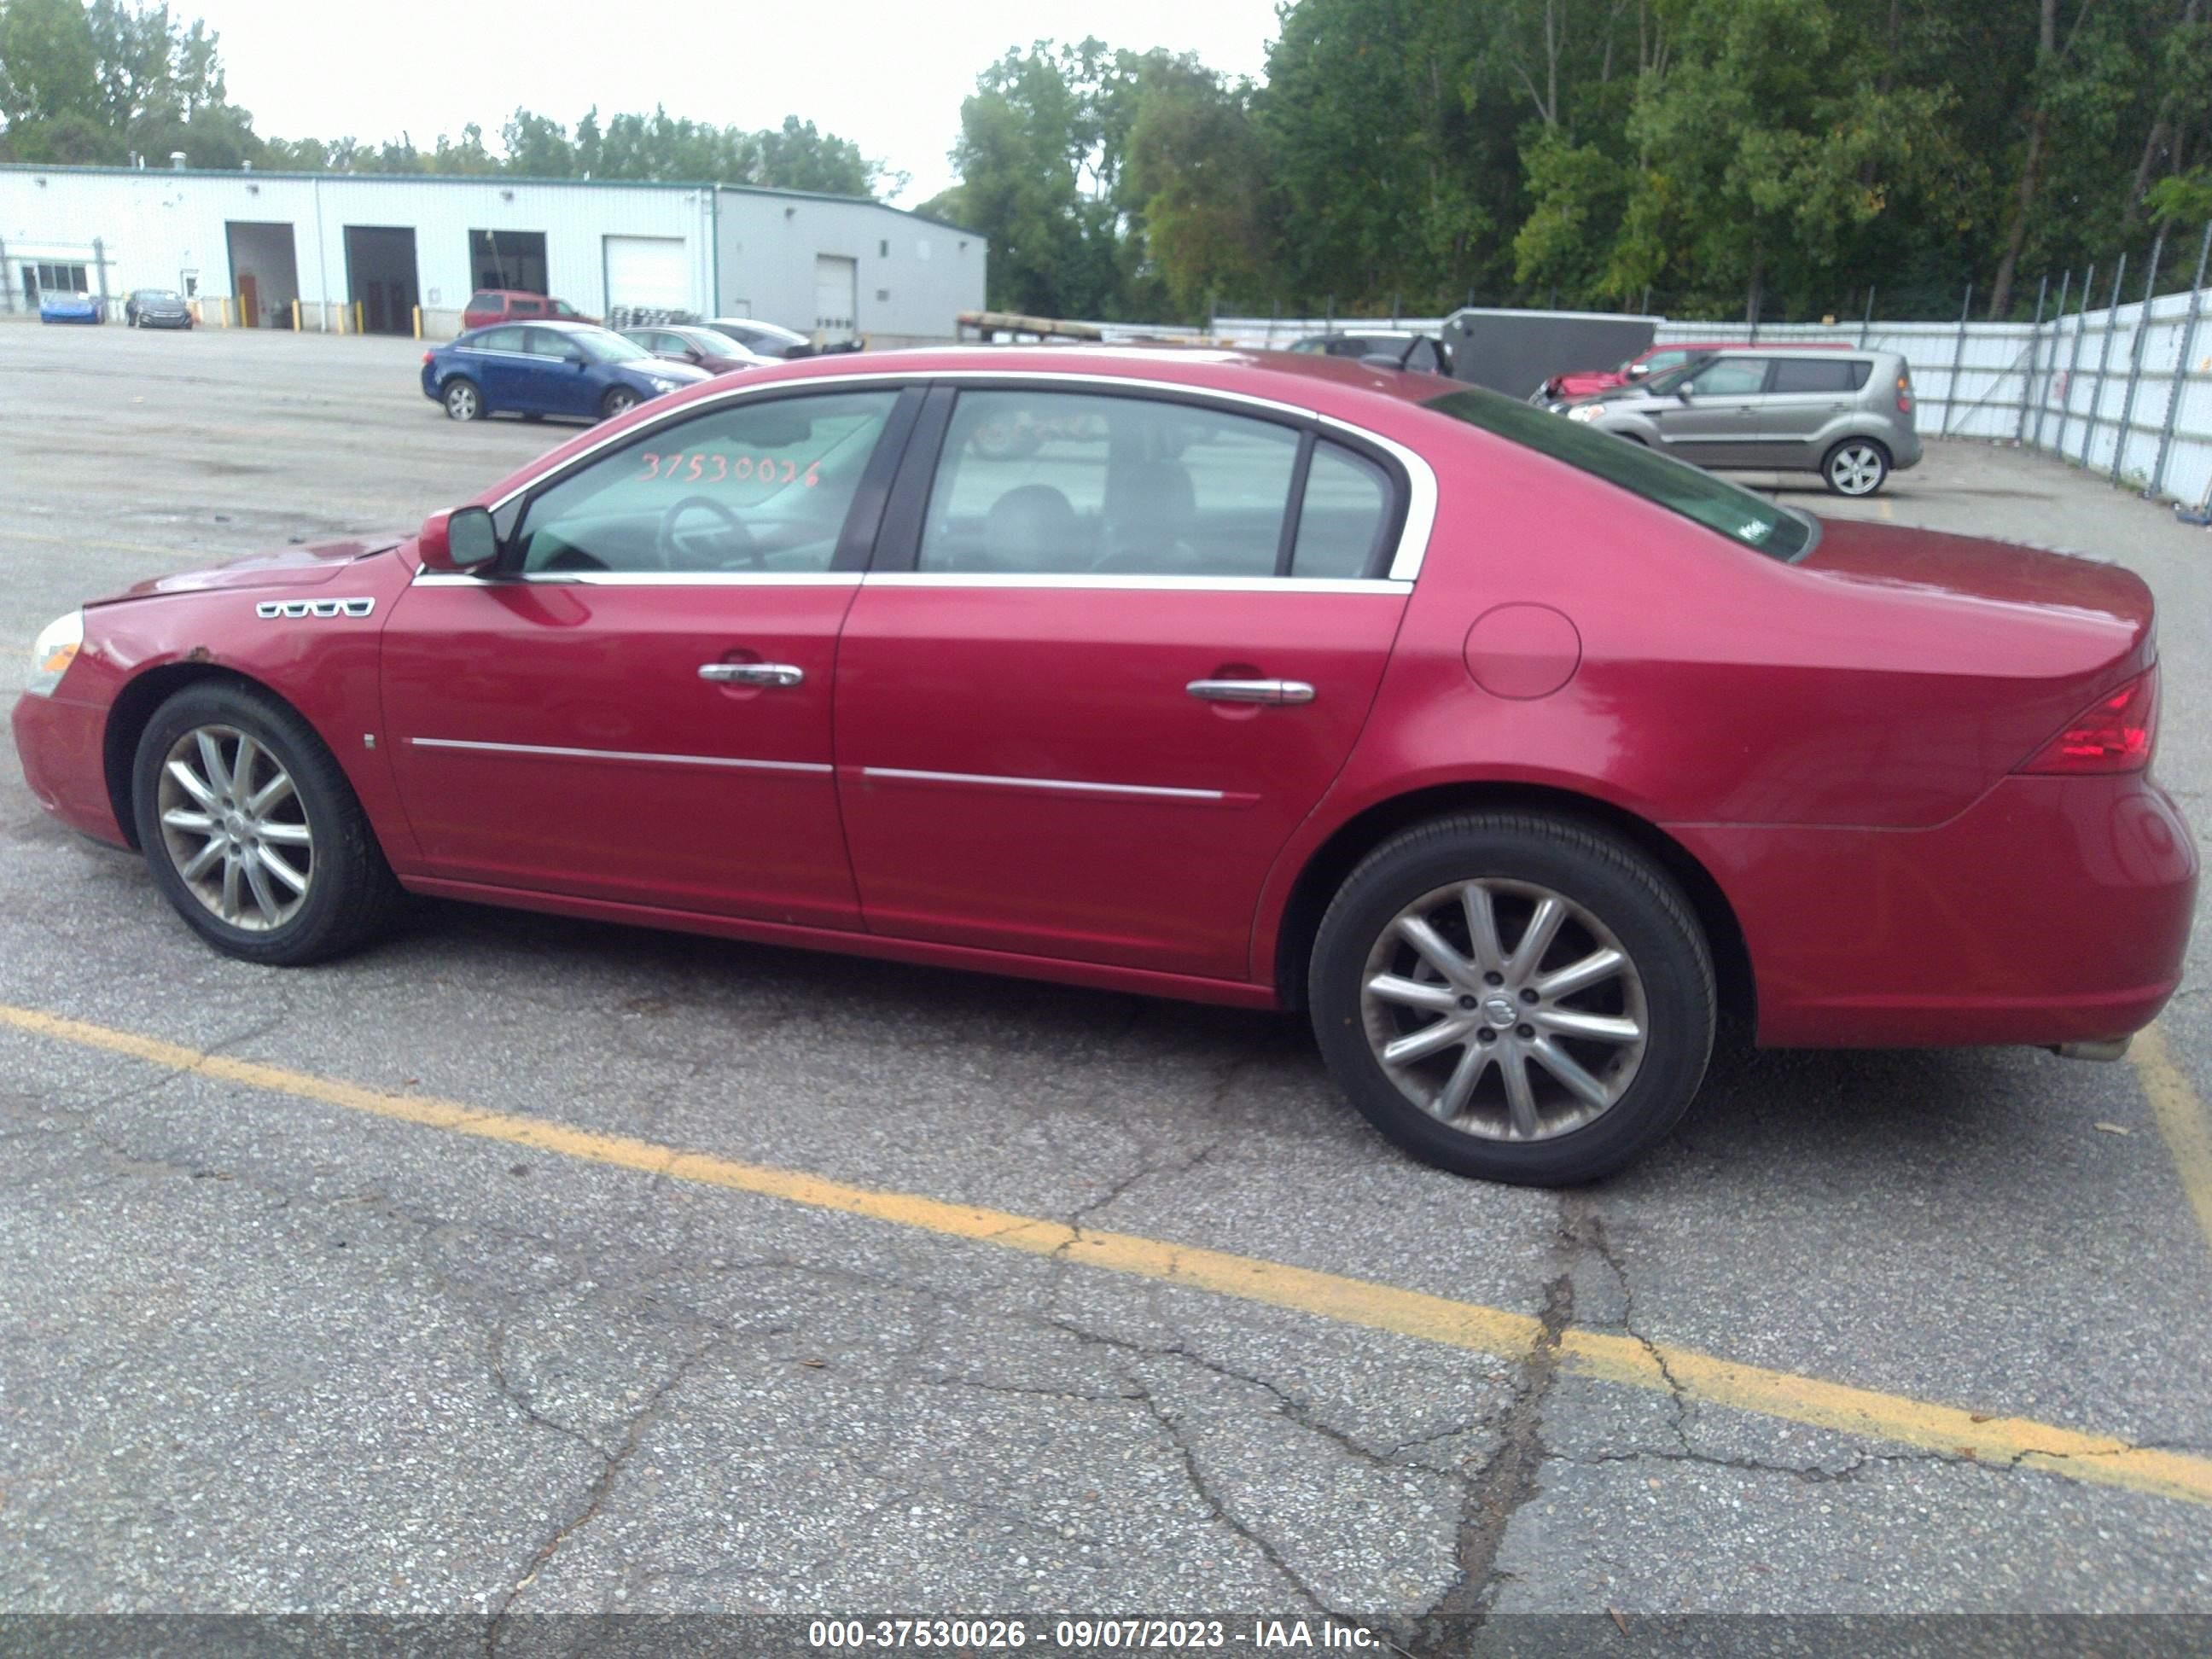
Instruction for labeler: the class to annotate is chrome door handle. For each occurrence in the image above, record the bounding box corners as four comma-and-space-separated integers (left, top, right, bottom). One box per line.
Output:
1186, 678, 1316, 706
699, 662, 805, 688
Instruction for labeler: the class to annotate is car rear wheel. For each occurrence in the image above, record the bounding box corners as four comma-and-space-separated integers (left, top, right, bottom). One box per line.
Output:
1308, 812, 1715, 1185
131, 682, 402, 966
1823, 438, 1890, 496
601, 387, 640, 420
443, 378, 484, 422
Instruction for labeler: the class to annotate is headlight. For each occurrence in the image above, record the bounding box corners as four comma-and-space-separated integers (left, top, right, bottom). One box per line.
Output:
1566, 404, 1608, 423
27, 608, 84, 696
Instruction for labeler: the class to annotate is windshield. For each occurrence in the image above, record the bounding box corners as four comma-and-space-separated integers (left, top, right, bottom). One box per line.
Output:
573, 329, 650, 363
1423, 387, 1815, 562
140, 289, 181, 302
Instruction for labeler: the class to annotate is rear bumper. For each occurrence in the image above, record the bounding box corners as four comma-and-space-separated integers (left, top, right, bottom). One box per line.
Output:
12, 691, 126, 847
1890, 428, 1924, 469
1678, 771, 2197, 1048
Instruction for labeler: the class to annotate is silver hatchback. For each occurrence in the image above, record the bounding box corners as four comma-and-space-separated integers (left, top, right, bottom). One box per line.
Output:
1557, 347, 1921, 496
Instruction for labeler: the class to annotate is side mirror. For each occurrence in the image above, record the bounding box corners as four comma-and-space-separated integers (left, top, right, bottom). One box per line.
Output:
1674, 384, 1694, 402
417, 505, 500, 573
563, 347, 586, 365
1626, 363, 1649, 379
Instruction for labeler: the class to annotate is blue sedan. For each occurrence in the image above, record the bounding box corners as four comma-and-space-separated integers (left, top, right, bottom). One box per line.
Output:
421, 320, 712, 423
39, 292, 103, 324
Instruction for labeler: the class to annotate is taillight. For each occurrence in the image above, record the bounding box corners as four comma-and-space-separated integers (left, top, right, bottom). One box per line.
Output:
422, 351, 434, 365
2019, 668, 2158, 774
1896, 374, 1912, 414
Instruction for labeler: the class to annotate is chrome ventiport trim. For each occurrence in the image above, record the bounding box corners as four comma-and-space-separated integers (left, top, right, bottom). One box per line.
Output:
859, 765, 1226, 802
256, 597, 375, 619
408, 736, 830, 774
2052, 1037, 2133, 1062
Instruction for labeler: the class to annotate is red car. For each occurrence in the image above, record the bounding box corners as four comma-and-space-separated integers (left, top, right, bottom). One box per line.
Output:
462, 289, 595, 330
13, 349, 2195, 1185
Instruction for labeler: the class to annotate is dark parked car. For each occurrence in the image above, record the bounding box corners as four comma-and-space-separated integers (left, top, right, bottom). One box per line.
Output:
700, 317, 813, 358
420, 321, 711, 423
1289, 330, 1452, 376
15, 348, 2192, 1186
462, 290, 595, 330
620, 324, 768, 374
124, 288, 193, 329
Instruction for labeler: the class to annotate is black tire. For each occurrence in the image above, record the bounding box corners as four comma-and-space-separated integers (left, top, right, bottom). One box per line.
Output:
443, 377, 485, 422
600, 387, 639, 420
131, 680, 402, 966
1821, 437, 1890, 496
1307, 812, 1715, 1185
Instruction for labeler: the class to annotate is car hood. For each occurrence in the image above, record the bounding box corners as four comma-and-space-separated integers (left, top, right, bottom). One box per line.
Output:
102, 536, 403, 603
628, 360, 713, 383
1551, 369, 1627, 396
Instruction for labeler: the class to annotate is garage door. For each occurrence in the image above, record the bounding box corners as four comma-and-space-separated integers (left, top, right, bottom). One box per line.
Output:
602, 236, 690, 316
813, 254, 857, 343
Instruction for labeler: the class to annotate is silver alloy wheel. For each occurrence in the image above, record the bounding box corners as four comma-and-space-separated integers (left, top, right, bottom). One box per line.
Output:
154, 725, 315, 931
445, 381, 480, 420
604, 388, 637, 416
1359, 878, 1650, 1141
1828, 442, 1885, 495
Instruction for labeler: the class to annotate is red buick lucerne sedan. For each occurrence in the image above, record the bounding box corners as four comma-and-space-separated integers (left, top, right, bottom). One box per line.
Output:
12, 348, 2197, 1185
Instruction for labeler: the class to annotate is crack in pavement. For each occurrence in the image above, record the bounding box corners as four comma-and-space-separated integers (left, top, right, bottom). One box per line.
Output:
1414, 1267, 1574, 1635
485, 1334, 726, 1648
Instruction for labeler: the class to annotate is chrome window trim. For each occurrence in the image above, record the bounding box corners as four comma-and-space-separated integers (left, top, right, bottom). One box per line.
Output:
432, 367, 1440, 585
863, 573, 1411, 595
860, 765, 1225, 802
411, 570, 863, 588
409, 736, 830, 774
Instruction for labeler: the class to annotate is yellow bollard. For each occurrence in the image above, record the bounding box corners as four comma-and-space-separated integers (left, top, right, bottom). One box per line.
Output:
354, 300, 364, 335
412, 305, 422, 341
291, 298, 301, 332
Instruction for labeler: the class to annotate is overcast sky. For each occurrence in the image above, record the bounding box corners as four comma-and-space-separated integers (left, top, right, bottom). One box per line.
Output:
193, 0, 1284, 204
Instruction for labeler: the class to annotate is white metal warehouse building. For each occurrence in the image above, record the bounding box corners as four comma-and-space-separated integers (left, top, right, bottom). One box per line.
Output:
0, 162, 986, 344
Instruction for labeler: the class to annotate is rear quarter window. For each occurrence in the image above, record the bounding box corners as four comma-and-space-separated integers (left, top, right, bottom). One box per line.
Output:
1423, 387, 1814, 562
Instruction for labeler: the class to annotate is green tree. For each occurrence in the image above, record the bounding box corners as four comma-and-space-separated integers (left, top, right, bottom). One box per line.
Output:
1126, 58, 1269, 317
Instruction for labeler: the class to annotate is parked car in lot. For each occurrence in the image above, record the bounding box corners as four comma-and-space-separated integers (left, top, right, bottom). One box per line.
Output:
1557, 347, 1920, 495
1537, 340, 1746, 402
14, 348, 2192, 1185
699, 317, 814, 359
1289, 330, 1453, 376
462, 289, 596, 330
38, 291, 102, 324
421, 321, 711, 423
124, 288, 193, 329
620, 323, 771, 374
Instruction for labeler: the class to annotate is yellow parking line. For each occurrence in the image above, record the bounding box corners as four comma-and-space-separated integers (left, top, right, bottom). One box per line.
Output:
2133, 1023, 2212, 1259
5, 998, 2211, 1509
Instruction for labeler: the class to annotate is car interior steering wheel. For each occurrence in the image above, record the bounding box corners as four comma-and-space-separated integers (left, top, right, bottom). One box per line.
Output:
655, 495, 760, 570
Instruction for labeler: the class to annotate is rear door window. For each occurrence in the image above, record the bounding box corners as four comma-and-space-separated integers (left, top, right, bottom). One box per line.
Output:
510, 296, 545, 317
1687, 358, 1770, 397
474, 326, 525, 352
1770, 358, 1867, 394
917, 391, 1301, 578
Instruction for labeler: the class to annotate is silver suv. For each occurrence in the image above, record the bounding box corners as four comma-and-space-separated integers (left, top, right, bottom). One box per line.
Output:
1557, 348, 1920, 496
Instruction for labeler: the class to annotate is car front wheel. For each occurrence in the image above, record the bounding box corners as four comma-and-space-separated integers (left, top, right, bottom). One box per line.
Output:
601, 387, 639, 420
443, 378, 484, 421
131, 681, 402, 965
1308, 812, 1715, 1185
1822, 438, 1890, 496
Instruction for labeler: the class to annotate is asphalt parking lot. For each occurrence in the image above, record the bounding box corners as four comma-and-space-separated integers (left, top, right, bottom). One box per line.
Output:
3, 321, 2212, 1641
